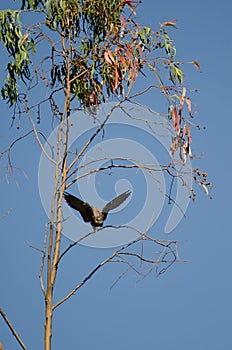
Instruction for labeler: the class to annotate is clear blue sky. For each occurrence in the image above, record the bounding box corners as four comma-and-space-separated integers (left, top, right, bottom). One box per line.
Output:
1, 1, 232, 349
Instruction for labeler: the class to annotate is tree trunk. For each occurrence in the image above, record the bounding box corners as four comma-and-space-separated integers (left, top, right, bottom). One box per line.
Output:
44, 287, 53, 350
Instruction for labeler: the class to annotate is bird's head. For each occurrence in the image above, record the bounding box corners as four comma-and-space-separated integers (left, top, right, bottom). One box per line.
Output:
94, 216, 104, 226
92, 208, 104, 227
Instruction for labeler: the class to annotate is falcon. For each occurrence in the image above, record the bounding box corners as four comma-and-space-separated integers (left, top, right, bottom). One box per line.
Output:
64, 190, 131, 230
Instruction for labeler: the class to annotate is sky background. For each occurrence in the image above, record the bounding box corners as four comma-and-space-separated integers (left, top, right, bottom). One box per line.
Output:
1, 0, 232, 349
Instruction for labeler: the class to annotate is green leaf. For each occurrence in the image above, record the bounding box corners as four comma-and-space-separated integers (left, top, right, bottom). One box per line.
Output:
170, 64, 183, 84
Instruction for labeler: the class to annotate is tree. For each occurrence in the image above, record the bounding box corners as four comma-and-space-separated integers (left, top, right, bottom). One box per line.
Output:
0, 1, 211, 349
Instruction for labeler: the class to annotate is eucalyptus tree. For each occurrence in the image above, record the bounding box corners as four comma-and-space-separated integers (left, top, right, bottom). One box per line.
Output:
0, 1, 211, 349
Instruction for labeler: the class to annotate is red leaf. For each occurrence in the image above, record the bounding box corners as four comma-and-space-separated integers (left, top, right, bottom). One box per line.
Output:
193, 61, 201, 70
104, 50, 115, 65
104, 52, 112, 65
125, 48, 132, 61
185, 97, 191, 115
120, 0, 138, 4
119, 0, 137, 14
162, 20, 177, 28
21, 32, 29, 45
176, 114, 180, 134
182, 123, 187, 138
172, 105, 178, 128
128, 4, 136, 15
108, 50, 116, 64
179, 87, 186, 115
187, 125, 192, 143
119, 52, 126, 67
120, 16, 126, 29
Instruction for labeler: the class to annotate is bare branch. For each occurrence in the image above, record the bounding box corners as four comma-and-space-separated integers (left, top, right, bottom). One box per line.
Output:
39, 224, 49, 296
118, 251, 186, 264
4, 130, 34, 183
0, 309, 27, 350
57, 230, 95, 266
66, 101, 124, 173
53, 236, 143, 310
53, 224, 185, 308
25, 241, 44, 253
26, 113, 57, 165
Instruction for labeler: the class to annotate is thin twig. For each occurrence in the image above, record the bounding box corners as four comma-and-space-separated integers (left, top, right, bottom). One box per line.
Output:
0, 209, 12, 222
109, 263, 137, 290
26, 241, 44, 253
118, 251, 186, 264
40, 224, 49, 296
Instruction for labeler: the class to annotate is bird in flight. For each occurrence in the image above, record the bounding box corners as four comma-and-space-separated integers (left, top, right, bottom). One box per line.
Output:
64, 190, 131, 231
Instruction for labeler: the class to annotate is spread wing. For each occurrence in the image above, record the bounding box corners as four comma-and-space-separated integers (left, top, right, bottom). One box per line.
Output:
64, 192, 94, 223
102, 190, 131, 215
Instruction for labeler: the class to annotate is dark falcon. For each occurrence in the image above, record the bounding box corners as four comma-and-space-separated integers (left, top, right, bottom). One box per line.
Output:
64, 190, 131, 230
